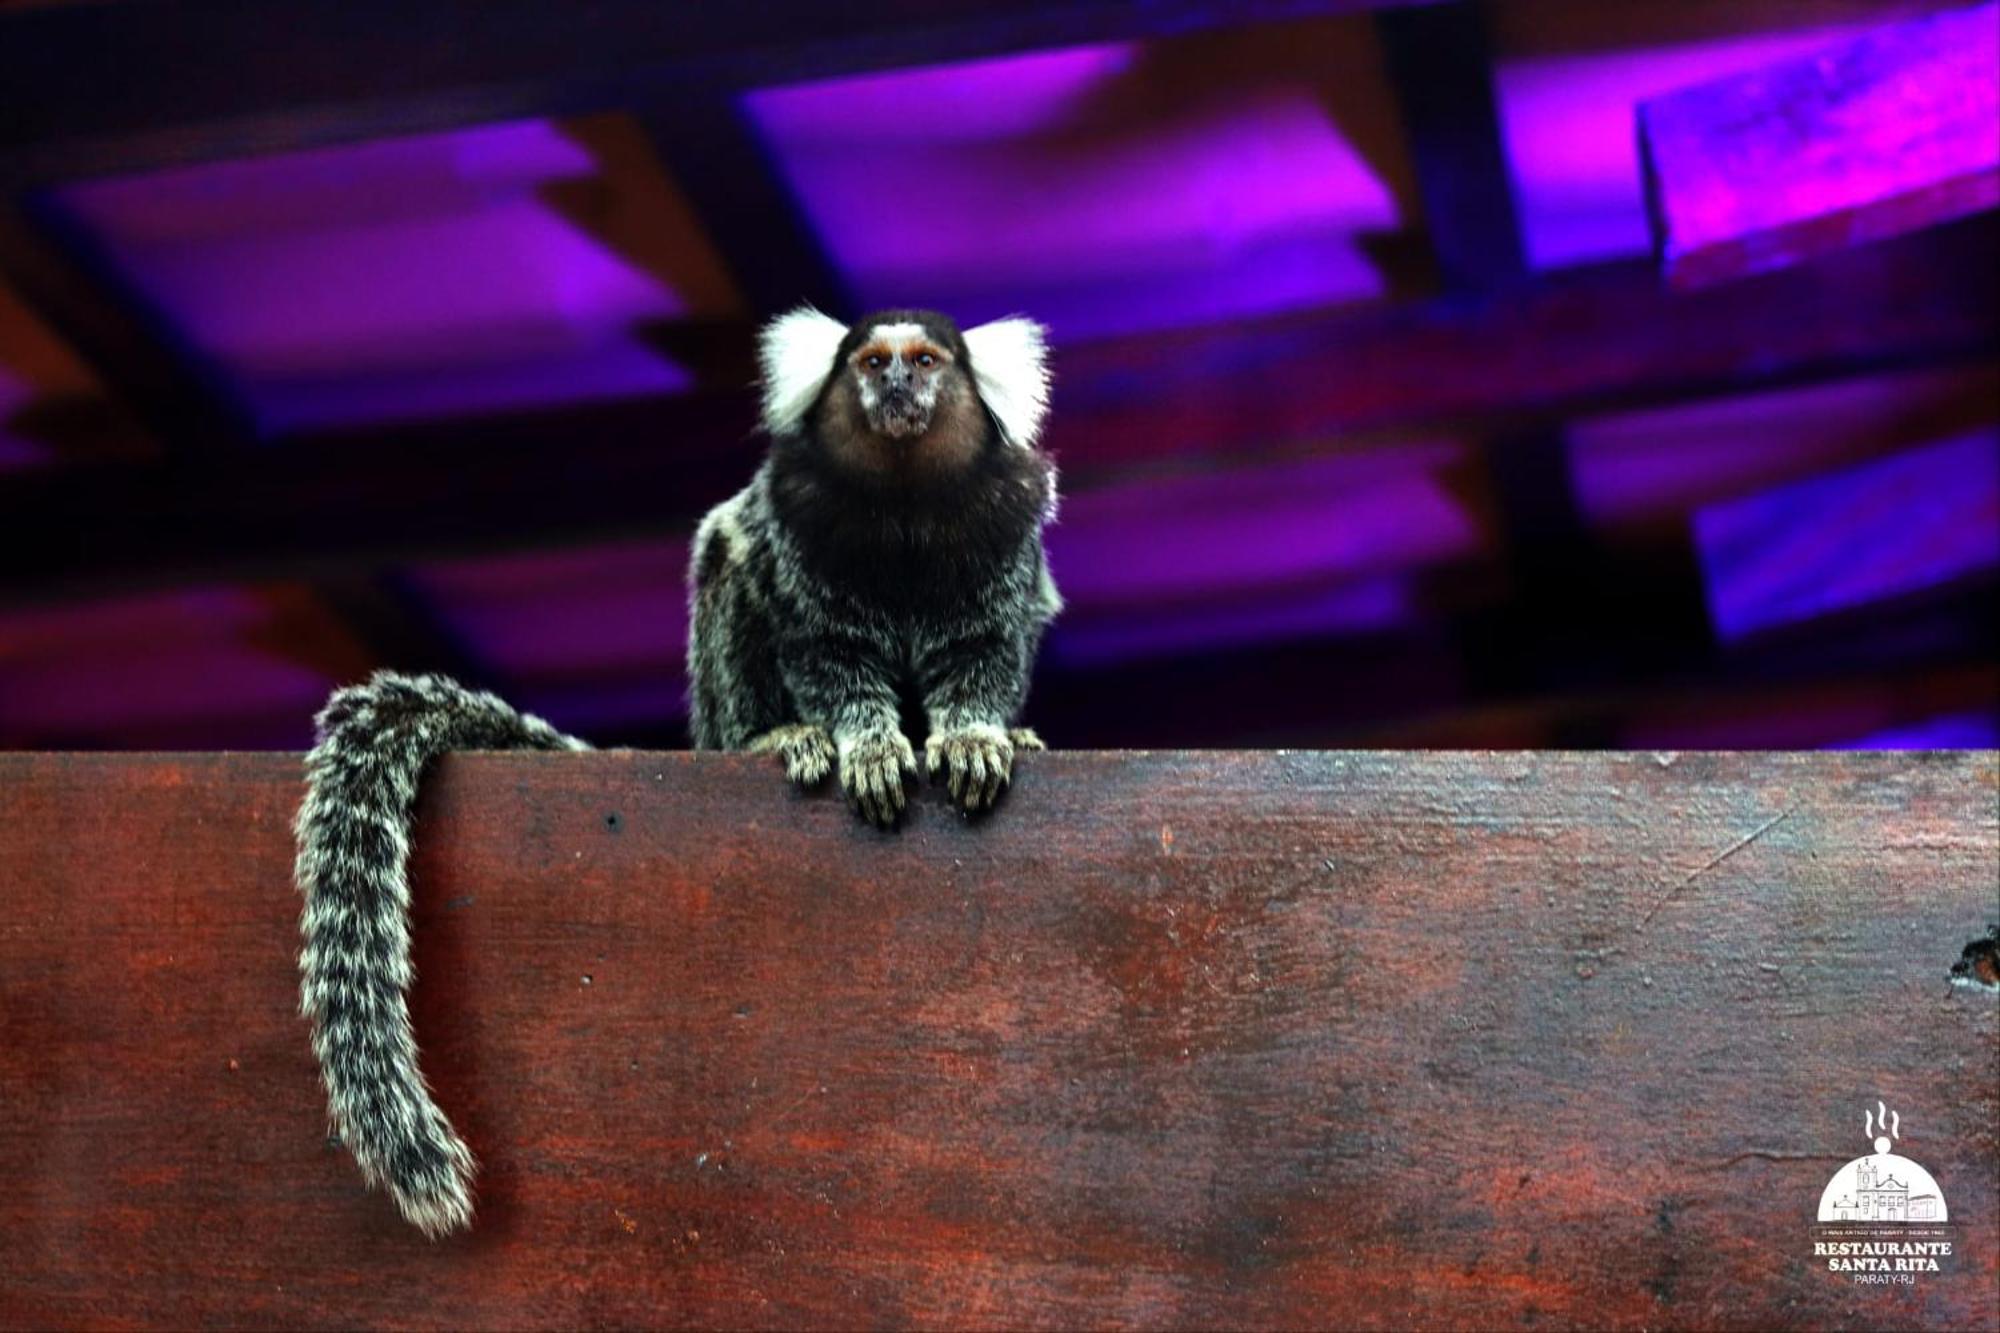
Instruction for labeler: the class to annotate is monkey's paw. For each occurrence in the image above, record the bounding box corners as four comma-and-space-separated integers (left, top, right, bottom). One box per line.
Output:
839, 729, 917, 828
926, 723, 1016, 812
748, 722, 835, 787
1007, 727, 1047, 752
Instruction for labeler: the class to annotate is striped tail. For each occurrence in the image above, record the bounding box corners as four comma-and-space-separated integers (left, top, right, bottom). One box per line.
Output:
294, 671, 589, 1235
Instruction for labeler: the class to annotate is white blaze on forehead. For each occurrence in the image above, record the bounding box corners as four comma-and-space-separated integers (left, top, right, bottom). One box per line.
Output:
857, 322, 935, 356
853, 320, 947, 428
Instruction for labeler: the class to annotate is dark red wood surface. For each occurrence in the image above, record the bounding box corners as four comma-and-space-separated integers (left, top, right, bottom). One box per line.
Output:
2, 751, 1996, 1329
1640, 3, 2000, 288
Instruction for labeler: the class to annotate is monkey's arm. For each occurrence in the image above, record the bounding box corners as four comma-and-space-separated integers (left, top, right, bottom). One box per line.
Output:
915, 619, 1041, 811
917, 543, 1059, 810
779, 625, 915, 826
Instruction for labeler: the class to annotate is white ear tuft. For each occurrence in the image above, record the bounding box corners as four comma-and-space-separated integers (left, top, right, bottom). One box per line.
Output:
758, 305, 850, 436
963, 316, 1051, 448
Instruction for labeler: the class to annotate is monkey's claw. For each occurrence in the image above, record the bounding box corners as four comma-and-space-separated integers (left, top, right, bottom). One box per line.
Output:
1007, 727, 1047, 752
839, 730, 917, 827
926, 723, 1016, 812
748, 722, 836, 787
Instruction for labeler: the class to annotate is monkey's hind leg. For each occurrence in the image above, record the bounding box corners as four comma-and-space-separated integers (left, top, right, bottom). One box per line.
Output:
748, 722, 835, 787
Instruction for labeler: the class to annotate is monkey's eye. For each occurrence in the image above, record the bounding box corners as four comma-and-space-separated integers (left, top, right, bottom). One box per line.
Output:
865, 354, 886, 370
916, 352, 936, 368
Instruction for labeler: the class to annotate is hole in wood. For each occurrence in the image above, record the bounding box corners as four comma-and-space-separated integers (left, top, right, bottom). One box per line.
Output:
1950, 926, 2000, 991
603, 811, 622, 833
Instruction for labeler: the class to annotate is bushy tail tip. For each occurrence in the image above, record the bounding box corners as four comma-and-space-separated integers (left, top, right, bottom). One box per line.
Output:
296, 670, 587, 1235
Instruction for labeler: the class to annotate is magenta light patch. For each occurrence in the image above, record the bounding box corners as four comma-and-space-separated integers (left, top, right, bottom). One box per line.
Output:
406, 539, 692, 679
1640, 3, 1999, 286
1568, 366, 2000, 531
1049, 575, 1415, 667
56, 120, 699, 433
0, 587, 333, 739
1843, 711, 1999, 750
0, 367, 54, 470
1047, 441, 1486, 608
1696, 430, 2000, 642
1494, 24, 1880, 270
745, 42, 1403, 340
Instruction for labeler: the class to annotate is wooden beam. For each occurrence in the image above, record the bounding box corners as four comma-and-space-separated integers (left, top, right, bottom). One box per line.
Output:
1640, 1, 2000, 288
635, 84, 856, 319
1, 216, 1992, 604
1046, 211, 2000, 473
2, 750, 1994, 1327
0, 0, 1436, 187
312, 572, 499, 690
1026, 574, 1998, 748
1376, 3, 1709, 735
0, 190, 497, 684
1695, 429, 2000, 643
1374, 2, 1527, 293
0, 192, 258, 452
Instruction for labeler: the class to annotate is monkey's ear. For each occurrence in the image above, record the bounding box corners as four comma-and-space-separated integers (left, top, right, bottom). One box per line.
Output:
759, 306, 851, 436
963, 316, 1051, 448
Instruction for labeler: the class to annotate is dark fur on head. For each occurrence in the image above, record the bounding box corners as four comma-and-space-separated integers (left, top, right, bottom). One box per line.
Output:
766, 308, 1052, 608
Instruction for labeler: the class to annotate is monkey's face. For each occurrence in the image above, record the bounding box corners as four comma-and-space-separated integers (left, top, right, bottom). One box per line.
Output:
848, 323, 956, 439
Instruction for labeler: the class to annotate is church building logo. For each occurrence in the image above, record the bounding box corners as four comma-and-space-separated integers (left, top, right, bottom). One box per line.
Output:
1811, 1102, 1955, 1285
1817, 1102, 1948, 1223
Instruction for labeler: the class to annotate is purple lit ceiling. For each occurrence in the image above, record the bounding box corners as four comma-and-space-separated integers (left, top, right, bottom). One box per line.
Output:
33, 10, 1918, 431
1697, 429, 2000, 642
0, 587, 341, 748
1490, 10, 1897, 269
744, 33, 1411, 339
0, 279, 102, 468
54, 117, 739, 434
408, 539, 693, 736
1567, 365, 2000, 533
0, 1, 1994, 751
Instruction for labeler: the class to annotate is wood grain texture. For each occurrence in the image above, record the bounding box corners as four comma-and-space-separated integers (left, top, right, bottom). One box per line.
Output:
1640, 2, 2000, 288
1, 751, 1996, 1330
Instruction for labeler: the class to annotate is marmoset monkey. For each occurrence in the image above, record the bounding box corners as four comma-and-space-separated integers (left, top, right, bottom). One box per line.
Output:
694, 305, 1061, 820
294, 306, 1061, 1234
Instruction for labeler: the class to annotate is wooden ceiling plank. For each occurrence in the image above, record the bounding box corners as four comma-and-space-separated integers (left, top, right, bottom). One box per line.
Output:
0, 193, 504, 686
1, 216, 1991, 603
1376, 3, 1707, 735
633, 84, 856, 320
0, 192, 257, 454
1640, 1, 2000, 288
0, 0, 1441, 187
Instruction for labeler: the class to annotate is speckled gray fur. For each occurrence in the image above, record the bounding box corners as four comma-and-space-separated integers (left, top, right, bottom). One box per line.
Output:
295, 671, 587, 1235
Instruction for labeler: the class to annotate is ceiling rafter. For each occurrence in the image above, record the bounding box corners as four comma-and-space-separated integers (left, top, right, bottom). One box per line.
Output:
0, 193, 500, 686
0, 0, 1442, 188
1, 210, 1991, 605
